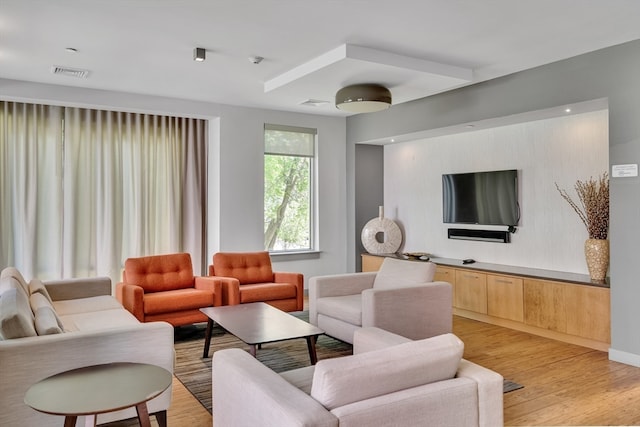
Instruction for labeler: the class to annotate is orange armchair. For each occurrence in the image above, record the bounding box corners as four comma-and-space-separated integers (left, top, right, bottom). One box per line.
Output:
208, 251, 303, 312
116, 252, 222, 327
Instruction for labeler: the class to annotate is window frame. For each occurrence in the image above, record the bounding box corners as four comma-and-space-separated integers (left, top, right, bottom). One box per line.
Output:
264, 124, 318, 254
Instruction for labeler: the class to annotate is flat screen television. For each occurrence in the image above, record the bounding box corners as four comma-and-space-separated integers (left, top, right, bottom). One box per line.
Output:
442, 169, 519, 226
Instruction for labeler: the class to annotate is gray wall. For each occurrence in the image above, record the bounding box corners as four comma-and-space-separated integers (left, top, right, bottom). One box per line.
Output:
354, 144, 384, 271
346, 39, 640, 365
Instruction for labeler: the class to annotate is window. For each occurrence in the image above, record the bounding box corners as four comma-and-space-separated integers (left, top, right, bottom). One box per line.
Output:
264, 124, 316, 252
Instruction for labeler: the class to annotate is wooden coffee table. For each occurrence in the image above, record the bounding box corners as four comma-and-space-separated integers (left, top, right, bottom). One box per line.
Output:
24, 362, 171, 427
200, 302, 324, 364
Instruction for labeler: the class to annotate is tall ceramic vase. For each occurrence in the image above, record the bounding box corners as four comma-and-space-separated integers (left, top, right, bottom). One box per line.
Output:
584, 238, 609, 281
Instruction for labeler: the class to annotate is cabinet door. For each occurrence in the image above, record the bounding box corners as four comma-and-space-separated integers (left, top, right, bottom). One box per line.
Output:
435, 267, 456, 304
361, 254, 384, 272
434, 266, 455, 283
564, 284, 610, 342
454, 270, 487, 313
523, 279, 567, 333
487, 275, 524, 322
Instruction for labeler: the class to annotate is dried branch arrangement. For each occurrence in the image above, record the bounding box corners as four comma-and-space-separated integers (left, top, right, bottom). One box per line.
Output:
555, 173, 609, 240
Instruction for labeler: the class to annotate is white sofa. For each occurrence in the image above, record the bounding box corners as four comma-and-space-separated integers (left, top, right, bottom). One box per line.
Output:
0, 267, 175, 427
212, 327, 504, 427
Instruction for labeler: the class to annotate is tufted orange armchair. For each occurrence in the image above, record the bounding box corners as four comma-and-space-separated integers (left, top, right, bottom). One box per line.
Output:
208, 251, 304, 312
116, 252, 222, 327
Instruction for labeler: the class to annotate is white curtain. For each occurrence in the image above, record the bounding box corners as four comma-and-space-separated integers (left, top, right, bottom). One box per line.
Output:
0, 103, 63, 280
0, 102, 207, 283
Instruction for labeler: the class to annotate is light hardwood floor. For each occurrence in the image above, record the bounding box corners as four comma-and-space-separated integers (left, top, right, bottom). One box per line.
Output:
109, 316, 640, 426
166, 379, 212, 427
103, 379, 212, 427
454, 316, 640, 426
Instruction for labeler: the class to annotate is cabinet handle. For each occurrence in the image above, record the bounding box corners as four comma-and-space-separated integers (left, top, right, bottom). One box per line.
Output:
494, 279, 513, 284
463, 274, 478, 279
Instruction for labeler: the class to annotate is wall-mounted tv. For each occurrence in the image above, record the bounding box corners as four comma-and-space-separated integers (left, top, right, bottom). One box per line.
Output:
442, 169, 519, 226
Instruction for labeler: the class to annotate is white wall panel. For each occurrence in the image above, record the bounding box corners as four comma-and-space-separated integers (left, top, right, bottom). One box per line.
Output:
383, 109, 608, 273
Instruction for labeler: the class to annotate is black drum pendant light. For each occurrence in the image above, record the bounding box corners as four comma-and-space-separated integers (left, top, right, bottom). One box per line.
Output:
335, 84, 392, 113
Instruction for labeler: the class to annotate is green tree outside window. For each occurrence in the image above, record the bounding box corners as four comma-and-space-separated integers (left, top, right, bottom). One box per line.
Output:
264, 125, 315, 251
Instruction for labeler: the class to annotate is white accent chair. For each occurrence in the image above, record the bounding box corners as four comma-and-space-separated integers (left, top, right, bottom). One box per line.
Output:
309, 257, 452, 343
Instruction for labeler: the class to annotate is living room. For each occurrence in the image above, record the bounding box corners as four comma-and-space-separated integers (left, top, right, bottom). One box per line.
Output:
3, 1, 640, 426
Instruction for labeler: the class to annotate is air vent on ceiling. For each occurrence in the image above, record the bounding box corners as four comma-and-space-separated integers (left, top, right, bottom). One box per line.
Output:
299, 99, 330, 107
51, 66, 90, 79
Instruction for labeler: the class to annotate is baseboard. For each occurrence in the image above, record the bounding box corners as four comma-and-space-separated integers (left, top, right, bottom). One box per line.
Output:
608, 348, 640, 367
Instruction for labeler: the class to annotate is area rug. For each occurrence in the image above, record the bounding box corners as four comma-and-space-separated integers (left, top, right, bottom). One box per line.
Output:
173, 314, 523, 413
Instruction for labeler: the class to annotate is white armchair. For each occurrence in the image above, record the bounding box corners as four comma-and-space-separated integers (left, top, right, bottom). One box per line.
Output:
212, 328, 504, 427
309, 257, 452, 343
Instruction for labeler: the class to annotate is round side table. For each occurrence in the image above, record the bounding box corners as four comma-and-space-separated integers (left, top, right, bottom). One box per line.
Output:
24, 362, 171, 427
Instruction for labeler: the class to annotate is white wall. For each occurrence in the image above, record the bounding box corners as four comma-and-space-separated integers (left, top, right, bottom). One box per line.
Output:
1, 79, 349, 286
212, 105, 348, 282
383, 109, 608, 273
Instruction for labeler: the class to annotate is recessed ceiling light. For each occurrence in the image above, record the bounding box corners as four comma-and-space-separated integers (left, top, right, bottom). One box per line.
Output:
565, 108, 571, 113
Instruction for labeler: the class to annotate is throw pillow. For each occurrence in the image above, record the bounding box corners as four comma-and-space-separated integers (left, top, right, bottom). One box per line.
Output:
0, 267, 30, 299
0, 288, 37, 339
29, 278, 53, 303
0, 267, 29, 299
310, 332, 463, 410
372, 257, 436, 289
29, 293, 65, 331
33, 306, 64, 335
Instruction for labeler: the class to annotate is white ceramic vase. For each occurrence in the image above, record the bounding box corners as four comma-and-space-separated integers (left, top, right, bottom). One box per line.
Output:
361, 206, 402, 254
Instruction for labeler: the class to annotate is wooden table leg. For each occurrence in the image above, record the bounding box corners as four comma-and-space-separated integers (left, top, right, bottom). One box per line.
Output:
154, 410, 168, 427
64, 416, 78, 427
203, 318, 214, 358
135, 402, 152, 427
306, 336, 318, 365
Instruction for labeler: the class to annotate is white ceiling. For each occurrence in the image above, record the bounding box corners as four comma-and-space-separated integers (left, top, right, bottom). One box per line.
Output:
2, 0, 640, 117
